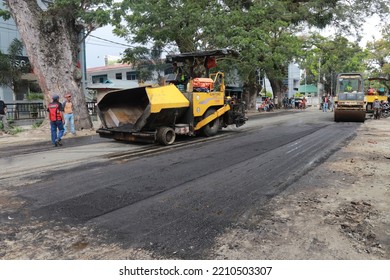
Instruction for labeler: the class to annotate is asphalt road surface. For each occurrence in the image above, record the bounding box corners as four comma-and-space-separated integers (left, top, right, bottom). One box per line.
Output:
1, 109, 363, 259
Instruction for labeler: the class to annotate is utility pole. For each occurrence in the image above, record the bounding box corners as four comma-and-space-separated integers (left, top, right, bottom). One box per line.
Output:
317, 57, 321, 108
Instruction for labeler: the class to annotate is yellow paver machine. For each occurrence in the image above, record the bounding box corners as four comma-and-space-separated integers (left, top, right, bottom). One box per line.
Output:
96, 49, 247, 145
334, 73, 366, 122
365, 77, 389, 112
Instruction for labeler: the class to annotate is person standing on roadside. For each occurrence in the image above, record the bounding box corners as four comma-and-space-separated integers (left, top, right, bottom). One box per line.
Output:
323, 95, 328, 112
329, 95, 334, 112
373, 98, 381, 119
47, 95, 64, 147
0, 98, 9, 133
301, 96, 307, 110
62, 93, 76, 136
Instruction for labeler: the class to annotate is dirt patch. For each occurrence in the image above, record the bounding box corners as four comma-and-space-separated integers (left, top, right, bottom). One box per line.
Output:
0, 219, 155, 260
0, 123, 98, 147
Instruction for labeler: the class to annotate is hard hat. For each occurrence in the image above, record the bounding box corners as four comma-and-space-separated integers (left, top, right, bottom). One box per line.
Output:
52, 95, 59, 100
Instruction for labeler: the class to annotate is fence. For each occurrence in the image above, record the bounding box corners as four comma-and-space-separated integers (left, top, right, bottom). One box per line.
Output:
5, 102, 97, 120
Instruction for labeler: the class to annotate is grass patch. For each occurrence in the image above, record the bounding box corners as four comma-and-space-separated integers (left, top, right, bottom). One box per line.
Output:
32, 119, 44, 128
6, 126, 24, 135
1, 119, 24, 135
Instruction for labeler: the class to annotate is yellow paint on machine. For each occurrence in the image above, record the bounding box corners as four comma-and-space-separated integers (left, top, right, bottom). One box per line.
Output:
365, 95, 387, 103
194, 104, 231, 131
192, 91, 225, 117
145, 84, 190, 113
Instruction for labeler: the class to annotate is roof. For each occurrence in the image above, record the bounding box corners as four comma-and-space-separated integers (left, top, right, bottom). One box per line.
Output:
86, 79, 140, 90
87, 64, 132, 73
298, 84, 317, 93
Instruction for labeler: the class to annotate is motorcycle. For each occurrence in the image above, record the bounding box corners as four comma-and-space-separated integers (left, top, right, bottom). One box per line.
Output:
382, 103, 390, 118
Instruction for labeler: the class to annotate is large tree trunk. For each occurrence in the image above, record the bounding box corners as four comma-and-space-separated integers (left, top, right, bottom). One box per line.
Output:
269, 78, 284, 108
243, 72, 260, 111
7, 0, 92, 129
243, 82, 258, 110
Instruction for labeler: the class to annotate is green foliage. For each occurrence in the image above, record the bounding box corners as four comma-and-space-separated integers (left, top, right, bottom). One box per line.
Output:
51, 0, 113, 30
0, 38, 25, 89
3, 0, 388, 107
298, 34, 368, 94
32, 119, 44, 129
27, 92, 44, 101
112, 0, 215, 53
6, 126, 24, 135
121, 46, 165, 82
112, 0, 389, 80
0, 119, 23, 134
260, 90, 273, 98
365, 36, 390, 77
0, 9, 11, 20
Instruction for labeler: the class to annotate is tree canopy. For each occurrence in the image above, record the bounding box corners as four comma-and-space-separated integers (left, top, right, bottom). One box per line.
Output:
2, 0, 390, 113
111, 0, 390, 107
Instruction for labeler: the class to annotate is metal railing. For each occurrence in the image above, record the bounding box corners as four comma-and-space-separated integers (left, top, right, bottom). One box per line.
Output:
5, 102, 46, 120
5, 102, 97, 120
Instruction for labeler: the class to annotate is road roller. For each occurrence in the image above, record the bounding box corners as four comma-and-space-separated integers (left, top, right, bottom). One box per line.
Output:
334, 73, 366, 122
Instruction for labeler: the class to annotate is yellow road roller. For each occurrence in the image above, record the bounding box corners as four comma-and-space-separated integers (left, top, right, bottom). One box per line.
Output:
334, 73, 366, 122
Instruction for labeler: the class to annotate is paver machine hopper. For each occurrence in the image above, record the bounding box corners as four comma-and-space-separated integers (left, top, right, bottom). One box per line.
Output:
334, 73, 366, 122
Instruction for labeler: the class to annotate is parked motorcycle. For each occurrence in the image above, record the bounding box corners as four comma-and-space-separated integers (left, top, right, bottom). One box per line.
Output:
382, 103, 390, 118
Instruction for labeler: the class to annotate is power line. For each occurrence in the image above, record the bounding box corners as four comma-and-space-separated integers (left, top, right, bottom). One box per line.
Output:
86, 38, 129, 49
88, 34, 134, 48
87, 34, 177, 56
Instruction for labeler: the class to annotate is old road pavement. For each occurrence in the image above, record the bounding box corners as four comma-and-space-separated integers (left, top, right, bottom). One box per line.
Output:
0, 108, 362, 259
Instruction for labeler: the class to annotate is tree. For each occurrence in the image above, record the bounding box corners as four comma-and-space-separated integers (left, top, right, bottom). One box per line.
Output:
1, 0, 113, 129
211, 0, 389, 107
112, 0, 389, 108
111, 0, 217, 53
112, 0, 303, 107
120, 45, 166, 84
299, 34, 367, 95
366, 37, 390, 77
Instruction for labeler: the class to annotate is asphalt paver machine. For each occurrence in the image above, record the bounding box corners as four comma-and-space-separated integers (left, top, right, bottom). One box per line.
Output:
96, 49, 247, 145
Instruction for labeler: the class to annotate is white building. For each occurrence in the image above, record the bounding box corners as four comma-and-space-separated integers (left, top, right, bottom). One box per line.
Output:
287, 63, 301, 97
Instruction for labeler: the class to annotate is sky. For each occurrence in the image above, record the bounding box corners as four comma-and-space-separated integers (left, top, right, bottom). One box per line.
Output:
85, 25, 129, 68
85, 17, 384, 69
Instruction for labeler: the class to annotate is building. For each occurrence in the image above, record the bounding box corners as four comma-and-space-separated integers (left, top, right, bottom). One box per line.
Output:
298, 84, 320, 107
87, 64, 138, 85
86, 62, 163, 101
287, 63, 301, 98
0, 1, 24, 103
87, 79, 140, 102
